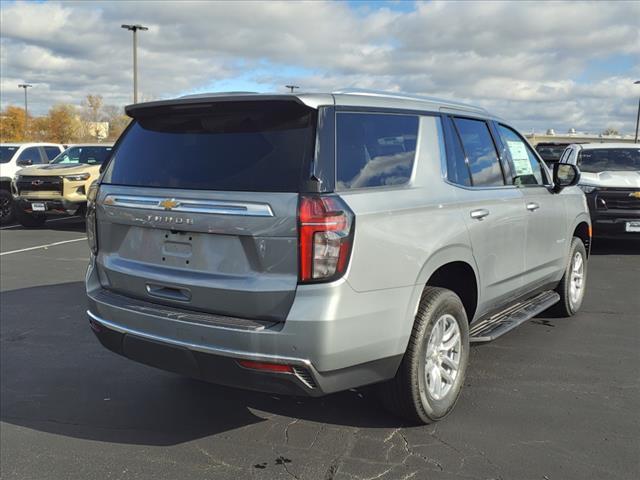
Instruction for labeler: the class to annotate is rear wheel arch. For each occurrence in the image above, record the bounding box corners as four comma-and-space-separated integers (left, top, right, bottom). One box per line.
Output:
425, 261, 478, 323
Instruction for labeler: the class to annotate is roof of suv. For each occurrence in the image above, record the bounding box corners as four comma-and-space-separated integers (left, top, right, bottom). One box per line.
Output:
0, 142, 62, 147
572, 142, 640, 150
126, 89, 494, 119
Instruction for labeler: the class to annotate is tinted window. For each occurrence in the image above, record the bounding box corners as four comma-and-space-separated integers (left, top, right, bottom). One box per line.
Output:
443, 116, 471, 186
103, 101, 316, 192
52, 146, 113, 165
0, 146, 18, 164
44, 146, 61, 161
577, 148, 640, 173
453, 118, 504, 187
336, 113, 418, 189
17, 147, 42, 165
535, 143, 568, 163
497, 124, 545, 185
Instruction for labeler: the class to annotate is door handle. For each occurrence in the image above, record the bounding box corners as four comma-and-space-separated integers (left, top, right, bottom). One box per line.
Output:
526, 202, 540, 211
470, 209, 490, 220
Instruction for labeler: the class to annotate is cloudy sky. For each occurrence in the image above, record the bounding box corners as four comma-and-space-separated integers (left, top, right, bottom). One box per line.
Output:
1, 0, 639, 134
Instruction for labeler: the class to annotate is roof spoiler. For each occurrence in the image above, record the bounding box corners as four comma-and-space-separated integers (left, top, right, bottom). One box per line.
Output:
125, 94, 309, 119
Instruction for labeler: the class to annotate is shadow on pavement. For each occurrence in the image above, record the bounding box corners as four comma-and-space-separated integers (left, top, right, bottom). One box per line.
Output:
0, 282, 404, 447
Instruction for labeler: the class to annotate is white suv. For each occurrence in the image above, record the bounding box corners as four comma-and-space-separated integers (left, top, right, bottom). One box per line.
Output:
0, 143, 64, 224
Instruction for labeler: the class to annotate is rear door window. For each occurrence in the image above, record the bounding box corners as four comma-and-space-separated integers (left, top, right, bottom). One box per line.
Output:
336, 112, 419, 189
453, 118, 505, 187
103, 101, 316, 192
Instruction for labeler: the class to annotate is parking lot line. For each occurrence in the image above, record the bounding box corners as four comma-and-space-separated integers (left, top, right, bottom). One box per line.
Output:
0, 216, 82, 230
0, 237, 87, 256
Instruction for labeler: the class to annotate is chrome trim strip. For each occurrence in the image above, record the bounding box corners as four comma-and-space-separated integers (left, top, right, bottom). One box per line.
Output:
87, 310, 312, 367
103, 195, 274, 217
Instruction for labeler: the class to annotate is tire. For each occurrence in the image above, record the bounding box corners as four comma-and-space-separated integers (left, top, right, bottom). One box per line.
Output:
0, 190, 15, 225
16, 208, 47, 228
551, 237, 587, 317
378, 287, 470, 424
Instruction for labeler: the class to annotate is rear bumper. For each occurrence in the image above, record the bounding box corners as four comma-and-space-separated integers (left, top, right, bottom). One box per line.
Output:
86, 258, 411, 396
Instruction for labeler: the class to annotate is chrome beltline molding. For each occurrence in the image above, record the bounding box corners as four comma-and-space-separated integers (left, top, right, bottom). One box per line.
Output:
102, 194, 274, 217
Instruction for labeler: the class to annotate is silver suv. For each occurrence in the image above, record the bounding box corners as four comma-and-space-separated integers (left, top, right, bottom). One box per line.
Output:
86, 90, 590, 423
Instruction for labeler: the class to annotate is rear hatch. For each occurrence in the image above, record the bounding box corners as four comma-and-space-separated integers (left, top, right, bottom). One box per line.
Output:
95, 99, 318, 321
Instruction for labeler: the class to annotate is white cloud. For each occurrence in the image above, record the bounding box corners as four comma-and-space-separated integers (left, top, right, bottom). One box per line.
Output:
0, 0, 638, 134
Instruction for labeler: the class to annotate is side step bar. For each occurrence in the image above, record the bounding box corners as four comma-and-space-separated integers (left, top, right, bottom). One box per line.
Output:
470, 290, 560, 343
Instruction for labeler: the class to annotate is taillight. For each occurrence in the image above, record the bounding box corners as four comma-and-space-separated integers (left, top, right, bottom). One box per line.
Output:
298, 194, 354, 283
86, 181, 99, 255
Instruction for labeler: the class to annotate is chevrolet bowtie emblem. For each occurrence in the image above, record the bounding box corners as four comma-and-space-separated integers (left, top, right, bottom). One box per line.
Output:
159, 198, 180, 210
629, 192, 640, 199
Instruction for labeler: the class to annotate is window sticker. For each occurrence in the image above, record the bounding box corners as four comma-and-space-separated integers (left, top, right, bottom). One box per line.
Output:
506, 140, 533, 176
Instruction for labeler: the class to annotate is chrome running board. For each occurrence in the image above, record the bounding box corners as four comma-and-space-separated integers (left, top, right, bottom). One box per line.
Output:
470, 290, 560, 343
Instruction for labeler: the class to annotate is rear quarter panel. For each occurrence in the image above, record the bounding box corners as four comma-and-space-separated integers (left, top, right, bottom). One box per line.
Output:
338, 115, 477, 347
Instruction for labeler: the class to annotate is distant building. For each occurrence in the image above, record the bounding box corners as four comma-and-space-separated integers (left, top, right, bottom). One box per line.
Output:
526, 131, 636, 147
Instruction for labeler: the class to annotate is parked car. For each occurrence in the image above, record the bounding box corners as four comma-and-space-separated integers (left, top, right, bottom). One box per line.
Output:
13, 144, 113, 227
560, 143, 640, 238
86, 90, 590, 423
535, 142, 572, 168
0, 142, 64, 224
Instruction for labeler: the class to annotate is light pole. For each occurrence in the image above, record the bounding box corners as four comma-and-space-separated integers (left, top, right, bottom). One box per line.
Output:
18, 83, 32, 138
285, 85, 299, 93
121, 24, 149, 103
634, 80, 640, 143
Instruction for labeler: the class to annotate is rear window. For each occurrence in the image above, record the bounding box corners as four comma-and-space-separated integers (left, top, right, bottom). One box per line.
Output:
336, 112, 419, 189
44, 146, 62, 161
103, 101, 316, 192
535, 144, 568, 163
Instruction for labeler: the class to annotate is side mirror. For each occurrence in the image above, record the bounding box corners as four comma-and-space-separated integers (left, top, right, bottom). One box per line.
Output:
553, 163, 580, 193
16, 158, 33, 167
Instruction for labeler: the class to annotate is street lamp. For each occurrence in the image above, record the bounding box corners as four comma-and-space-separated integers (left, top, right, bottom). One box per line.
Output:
121, 24, 149, 103
18, 83, 32, 138
285, 85, 299, 93
634, 80, 640, 143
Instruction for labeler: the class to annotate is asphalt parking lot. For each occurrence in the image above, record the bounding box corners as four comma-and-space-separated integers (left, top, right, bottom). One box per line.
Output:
1, 218, 638, 480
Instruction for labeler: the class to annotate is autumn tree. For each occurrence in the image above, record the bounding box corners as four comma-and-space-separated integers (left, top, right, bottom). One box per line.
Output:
102, 104, 131, 141
0, 106, 27, 142
84, 94, 104, 123
47, 104, 81, 144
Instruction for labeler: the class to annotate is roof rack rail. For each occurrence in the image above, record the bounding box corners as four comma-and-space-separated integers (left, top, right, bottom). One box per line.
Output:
179, 91, 259, 99
332, 88, 489, 114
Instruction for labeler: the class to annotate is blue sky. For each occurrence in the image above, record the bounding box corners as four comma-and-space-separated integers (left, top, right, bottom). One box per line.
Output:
1, 1, 639, 134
